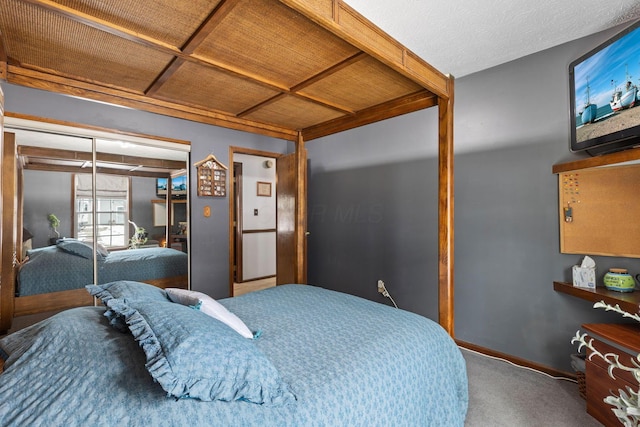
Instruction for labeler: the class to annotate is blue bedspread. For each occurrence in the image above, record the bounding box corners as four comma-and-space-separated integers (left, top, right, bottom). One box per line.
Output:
0, 285, 468, 426
17, 246, 187, 296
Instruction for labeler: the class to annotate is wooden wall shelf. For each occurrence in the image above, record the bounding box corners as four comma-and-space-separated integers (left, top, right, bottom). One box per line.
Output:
554, 281, 640, 314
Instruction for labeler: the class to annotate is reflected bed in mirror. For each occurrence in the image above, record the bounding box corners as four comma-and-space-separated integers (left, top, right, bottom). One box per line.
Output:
19, 238, 187, 296
2, 115, 191, 331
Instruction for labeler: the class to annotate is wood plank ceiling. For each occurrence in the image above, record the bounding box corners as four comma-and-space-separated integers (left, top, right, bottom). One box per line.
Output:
0, 0, 450, 141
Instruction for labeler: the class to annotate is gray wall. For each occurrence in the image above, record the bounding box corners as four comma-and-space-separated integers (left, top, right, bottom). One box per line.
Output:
22, 170, 73, 247
3, 83, 289, 299
131, 176, 164, 240
306, 26, 638, 372
4, 25, 638, 372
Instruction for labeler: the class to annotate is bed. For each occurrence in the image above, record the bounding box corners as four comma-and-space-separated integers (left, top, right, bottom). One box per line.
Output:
18, 241, 188, 297
0, 283, 468, 426
0, 1, 454, 338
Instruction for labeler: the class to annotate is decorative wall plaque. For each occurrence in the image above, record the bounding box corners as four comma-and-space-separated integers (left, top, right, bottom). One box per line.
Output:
194, 154, 228, 197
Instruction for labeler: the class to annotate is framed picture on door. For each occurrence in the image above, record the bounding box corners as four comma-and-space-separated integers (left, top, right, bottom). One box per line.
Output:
257, 181, 271, 197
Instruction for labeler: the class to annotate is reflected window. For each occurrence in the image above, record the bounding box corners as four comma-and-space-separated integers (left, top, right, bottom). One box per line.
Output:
75, 174, 130, 248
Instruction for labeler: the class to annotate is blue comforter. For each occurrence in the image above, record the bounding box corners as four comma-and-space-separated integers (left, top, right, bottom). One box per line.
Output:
17, 246, 187, 296
0, 285, 468, 426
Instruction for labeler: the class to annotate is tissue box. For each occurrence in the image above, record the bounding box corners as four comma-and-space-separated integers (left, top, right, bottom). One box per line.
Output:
572, 266, 596, 289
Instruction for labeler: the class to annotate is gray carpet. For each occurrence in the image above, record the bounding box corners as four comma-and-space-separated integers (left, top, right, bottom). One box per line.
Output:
462, 348, 602, 426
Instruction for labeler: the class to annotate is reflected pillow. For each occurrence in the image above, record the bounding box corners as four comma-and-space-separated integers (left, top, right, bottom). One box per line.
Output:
57, 238, 105, 261
165, 288, 253, 339
96, 243, 109, 258
105, 298, 296, 405
82, 240, 109, 258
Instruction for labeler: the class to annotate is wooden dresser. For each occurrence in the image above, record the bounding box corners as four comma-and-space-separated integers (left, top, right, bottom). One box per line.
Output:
582, 323, 640, 426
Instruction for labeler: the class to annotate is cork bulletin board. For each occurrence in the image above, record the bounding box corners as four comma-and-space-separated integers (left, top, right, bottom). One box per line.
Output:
559, 163, 640, 258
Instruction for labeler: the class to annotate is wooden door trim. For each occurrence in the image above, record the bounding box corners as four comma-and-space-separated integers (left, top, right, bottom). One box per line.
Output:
294, 134, 307, 283
275, 151, 296, 285
228, 146, 283, 296
233, 162, 243, 283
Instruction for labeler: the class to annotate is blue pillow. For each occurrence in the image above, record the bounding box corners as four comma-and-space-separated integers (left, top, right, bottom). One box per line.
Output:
56, 238, 105, 261
86, 280, 168, 303
86, 281, 169, 331
105, 298, 296, 406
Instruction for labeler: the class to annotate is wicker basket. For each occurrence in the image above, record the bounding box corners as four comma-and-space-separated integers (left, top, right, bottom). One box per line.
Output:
577, 371, 586, 400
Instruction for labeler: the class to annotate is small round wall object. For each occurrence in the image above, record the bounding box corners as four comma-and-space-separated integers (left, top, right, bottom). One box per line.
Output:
603, 268, 636, 292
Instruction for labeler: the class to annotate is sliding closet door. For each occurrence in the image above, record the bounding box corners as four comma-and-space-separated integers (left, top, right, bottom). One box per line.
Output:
0, 118, 190, 332
93, 138, 189, 286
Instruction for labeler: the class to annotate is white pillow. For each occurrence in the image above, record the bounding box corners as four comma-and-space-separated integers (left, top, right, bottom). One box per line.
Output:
165, 288, 253, 339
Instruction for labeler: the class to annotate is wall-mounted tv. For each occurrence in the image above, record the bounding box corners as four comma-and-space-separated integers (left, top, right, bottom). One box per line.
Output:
570, 20, 640, 156
156, 175, 187, 199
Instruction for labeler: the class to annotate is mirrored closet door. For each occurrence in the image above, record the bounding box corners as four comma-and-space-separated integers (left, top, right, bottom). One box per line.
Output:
4, 116, 190, 306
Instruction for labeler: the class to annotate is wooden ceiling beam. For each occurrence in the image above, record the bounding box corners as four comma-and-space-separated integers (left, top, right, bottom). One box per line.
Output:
145, 57, 184, 97
275, 52, 373, 116
181, 0, 241, 55
239, 91, 354, 119
8, 65, 299, 141
238, 93, 288, 118
290, 51, 367, 93
302, 90, 437, 140
18, 145, 91, 161
240, 53, 370, 119
18, 146, 186, 170
279, 0, 451, 99
290, 92, 354, 116
23, 161, 172, 178
146, 0, 241, 96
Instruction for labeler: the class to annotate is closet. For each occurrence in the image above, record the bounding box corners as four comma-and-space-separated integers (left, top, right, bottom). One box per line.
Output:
0, 115, 190, 332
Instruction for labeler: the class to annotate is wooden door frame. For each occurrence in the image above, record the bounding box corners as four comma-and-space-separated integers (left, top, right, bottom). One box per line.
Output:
232, 161, 243, 283
294, 134, 307, 284
228, 146, 285, 296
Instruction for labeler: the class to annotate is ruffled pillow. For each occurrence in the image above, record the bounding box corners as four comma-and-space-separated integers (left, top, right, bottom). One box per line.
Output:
86, 280, 169, 331
86, 280, 168, 303
105, 298, 296, 405
165, 288, 253, 339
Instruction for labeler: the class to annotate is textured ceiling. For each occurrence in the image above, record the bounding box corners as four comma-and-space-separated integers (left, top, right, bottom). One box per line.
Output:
346, 0, 640, 77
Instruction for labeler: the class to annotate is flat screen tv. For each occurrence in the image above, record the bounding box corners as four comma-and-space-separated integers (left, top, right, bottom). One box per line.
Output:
570, 20, 640, 156
156, 175, 187, 198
